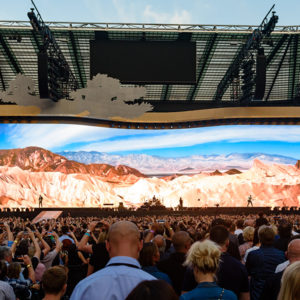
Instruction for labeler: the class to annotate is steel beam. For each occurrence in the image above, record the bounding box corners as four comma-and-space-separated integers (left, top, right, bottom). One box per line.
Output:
161, 85, 171, 101
0, 33, 22, 74
0, 66, 5, 90
266, 35, 288, 67
266, 35, 292, 101
188, 33, 217, 101
68, 31, 85, 88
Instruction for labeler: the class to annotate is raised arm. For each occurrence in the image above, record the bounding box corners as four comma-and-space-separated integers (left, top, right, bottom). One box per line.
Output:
11, 231, 23, 257
35, 230, 51, 257
23, 255, 36, 283
52, 231, 62, 253
4, 222, 13, 242
69, 231, 79, 246
78, 221, 98, 254
27, 228, 41, 260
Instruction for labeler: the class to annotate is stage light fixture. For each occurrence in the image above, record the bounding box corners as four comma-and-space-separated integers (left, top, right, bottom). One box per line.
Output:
240, 58, 255, 102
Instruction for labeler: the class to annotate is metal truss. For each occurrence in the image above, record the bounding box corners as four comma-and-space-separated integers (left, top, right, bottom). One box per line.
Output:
214, 5, 279, 103
0, 20, 300, 33
28, 0, 78, 100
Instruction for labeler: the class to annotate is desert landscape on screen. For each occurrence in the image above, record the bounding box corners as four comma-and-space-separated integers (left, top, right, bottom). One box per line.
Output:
0, 146, 299, 208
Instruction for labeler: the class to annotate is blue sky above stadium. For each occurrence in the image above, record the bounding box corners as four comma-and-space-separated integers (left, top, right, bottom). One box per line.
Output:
0, 0, 299, 25
1, 1, 300, 158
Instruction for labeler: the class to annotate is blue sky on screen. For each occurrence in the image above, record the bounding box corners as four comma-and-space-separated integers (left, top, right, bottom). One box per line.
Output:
1, 1, 300, 158
0, 124, 300, 159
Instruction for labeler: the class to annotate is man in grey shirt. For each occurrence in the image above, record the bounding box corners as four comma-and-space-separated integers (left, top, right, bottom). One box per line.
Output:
0, 280, 16, 300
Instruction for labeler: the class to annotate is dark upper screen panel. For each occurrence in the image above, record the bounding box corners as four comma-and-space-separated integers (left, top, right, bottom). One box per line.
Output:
90, 40, 196, 84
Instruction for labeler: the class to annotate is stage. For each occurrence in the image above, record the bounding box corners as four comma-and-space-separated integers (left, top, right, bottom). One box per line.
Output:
0, 206, 298, 219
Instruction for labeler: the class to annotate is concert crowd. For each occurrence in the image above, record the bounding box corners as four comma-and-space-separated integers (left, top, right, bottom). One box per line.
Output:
0, 212, 299, 300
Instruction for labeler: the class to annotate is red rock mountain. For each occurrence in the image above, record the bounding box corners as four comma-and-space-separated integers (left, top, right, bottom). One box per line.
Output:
225, 169, 242, 175
0, 147, 145, 179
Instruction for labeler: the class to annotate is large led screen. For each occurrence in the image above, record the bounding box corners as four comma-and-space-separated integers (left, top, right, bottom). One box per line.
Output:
0, 124, 300, 208
90, 40, 196, 84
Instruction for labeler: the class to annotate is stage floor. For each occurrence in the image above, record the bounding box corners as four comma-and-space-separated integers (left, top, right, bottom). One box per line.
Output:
0, 206, 298, 219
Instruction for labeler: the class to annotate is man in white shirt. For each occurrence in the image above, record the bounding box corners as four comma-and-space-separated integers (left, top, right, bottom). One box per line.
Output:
275, 238, 300, 273
71, 221, 156, 300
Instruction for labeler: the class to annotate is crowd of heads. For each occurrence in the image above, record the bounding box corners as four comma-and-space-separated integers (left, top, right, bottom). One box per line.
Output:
0, 211, 299, 299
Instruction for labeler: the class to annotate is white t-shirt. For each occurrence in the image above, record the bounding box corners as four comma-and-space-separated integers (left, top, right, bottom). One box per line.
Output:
234, 229, 243, 236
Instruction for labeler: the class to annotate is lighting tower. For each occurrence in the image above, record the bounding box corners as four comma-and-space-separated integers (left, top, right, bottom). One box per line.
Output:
28, 0, 78, 101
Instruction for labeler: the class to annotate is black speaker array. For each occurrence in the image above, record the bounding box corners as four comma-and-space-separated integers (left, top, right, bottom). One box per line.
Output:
254, 50, 266, 100
37, 52, 49, 98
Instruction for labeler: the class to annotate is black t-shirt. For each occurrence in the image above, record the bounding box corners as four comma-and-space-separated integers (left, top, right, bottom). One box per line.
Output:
157, 252, 186, 295
274, 237, 290, 252
68, 250, 83, 266
182, 252, 249, 298
89, 243, 110, 272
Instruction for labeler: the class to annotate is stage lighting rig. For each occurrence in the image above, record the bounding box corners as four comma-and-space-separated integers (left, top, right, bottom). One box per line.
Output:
28, 0, 78, 101
240, 58, 255, 103
214, 4, 278, 103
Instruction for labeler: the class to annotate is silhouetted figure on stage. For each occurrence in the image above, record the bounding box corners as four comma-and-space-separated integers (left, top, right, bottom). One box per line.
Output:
179, 197, 183, 208
247, 195, 253, 207
38, 194, 43, 208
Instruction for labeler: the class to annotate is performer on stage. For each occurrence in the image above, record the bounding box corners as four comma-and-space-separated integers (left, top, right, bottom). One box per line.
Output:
247, 195, 253, 207
38, 194, 43, 208
179, 197, 183, 208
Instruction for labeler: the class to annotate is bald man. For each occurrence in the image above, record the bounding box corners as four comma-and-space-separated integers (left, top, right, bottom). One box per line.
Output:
157, 231, 192, 295
71, 221, 155, 300
275, 237, 300, 273
260, 238, 300, 300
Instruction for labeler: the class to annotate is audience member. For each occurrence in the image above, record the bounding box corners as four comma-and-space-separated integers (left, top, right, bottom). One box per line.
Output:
182, 225, 250, 300
41, 233, 61, 270
152, 235, 167, 260
70, 221, 155, 300
0, 260, 16, 300
260, 238, 300, 300
277, 261, 300, 300
77, 221, 110, 276
243, 227, 260, 263
42, 266, 68, 300
235, 220, 245, 245
139, 242, 172, 284
274, 219, 292, 252
125, 280, 178, 300
246, 225, 285, 300
180, 240, 237, 300
0, 246, 13, 265
255, 212, 268, 228
7, 261, 33, 300
0, 211, 299, 300
157, 231, 192, 295
239, 226, 255, 261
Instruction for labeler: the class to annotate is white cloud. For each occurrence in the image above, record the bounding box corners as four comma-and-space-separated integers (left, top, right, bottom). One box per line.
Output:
6, 124, 300, 153
7, 124, 140, 150
79, 126, 300, 152
143, 5, 191, 24
111, 0, 138, 22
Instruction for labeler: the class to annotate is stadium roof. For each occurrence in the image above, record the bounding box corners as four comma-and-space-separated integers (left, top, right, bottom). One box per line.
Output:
1, 21, 300, 128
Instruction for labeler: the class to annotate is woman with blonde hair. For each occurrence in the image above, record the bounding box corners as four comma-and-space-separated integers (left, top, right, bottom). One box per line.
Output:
180, 240, 237, 300
277, 261, 300, 300
239, 226, 255, 262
